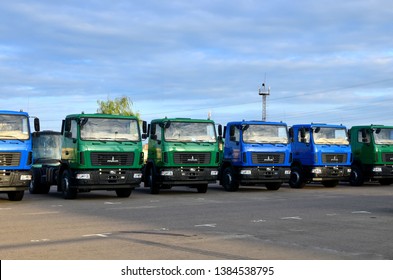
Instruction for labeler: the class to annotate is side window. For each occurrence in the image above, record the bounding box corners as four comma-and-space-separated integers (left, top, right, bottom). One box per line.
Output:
298, 128, 310, 144
155, 123, 162, 141
229, 125, 240, 142
357, 130, 370, 143
65, 119, 78, 138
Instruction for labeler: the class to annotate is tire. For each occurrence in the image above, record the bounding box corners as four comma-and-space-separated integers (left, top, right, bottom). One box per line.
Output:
147, 167, 160, 194
265, 182, 281, 191
29, 169, 42, 194
322, 180, 338, 188
61, 170, 77, 199
349, 165, 364, 186
196, 184, 208, 193
289, 167, 305, 189
8, 191, 24, 201
222, 167, 239, 192
115, 188, 132, 198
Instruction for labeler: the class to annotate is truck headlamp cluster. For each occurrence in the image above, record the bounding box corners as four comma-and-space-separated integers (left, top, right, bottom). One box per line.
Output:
311, 168, 322, 174
76, 173, 91, 180
133, 173, 142, 179
372, 167, 382, 172
211, 171, 218, 176
20, 175, 32, 181
285, 170, 291, 175
240, 170, 252, 175
161, 171, 174, 176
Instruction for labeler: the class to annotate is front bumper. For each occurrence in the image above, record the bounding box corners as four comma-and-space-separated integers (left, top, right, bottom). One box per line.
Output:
158, 167, 218, 185
368, 165, 393, 179
0, 170, 31, 191
310, 166, 351, 181
72, 169, 143, 189
239, 166, 291, 183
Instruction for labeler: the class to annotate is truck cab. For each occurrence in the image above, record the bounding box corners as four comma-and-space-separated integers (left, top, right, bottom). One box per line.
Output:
220, 120, 292, 191
349, 125, 393, 185
0, 110, 35, 201
144, 118, 221, 194
289, 123, 352, 188
32, 113, 146, 199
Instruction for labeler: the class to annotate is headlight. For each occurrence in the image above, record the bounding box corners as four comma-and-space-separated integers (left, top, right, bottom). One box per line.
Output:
20, 175, 32, 181
240, 170, 252, 175
133, 173, 142, 179
161, 171, 174, 176
211, 171, 218, 176
311, 168, 322, 174
76, 173, 90, 179
285, 170, 291, 175
372, 167, 382, 172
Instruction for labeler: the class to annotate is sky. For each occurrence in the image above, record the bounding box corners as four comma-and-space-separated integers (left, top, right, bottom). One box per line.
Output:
1, 0, 393, 131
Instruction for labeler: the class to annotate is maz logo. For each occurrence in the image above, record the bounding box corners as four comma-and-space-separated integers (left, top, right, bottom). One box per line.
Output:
107, 156, 119, 163
263, 156, 274, 162
187, 156, 199, 162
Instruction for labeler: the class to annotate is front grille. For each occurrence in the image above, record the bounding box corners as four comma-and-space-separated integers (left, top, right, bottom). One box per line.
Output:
173, 152, 211, 164
0, 153, 21, 167
251, 153, 284, 164
382, 153, 393, 162
322, 153, 347, 164
90, 152, 134, 166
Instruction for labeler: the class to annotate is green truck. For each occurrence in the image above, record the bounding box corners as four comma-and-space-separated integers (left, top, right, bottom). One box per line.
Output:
31, 113, 146, 199
144, 117, 222, 194
349, 125, 393, 186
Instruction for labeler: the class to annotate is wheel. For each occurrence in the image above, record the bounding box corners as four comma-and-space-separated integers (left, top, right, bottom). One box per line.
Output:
8, 191, 24, 201
265, 182, 281, 191
29, 169, 42, 194
196, 184, 208, 193
222, 167, 239, 192
349, 165, 364, 186
115, 188, 132, 198
322, 180, 338, 188
289, 167, 305, 189
147, 167, 160, 194
61, 170, 77, 199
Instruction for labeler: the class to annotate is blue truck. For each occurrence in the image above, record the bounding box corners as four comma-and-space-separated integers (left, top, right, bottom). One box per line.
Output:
289, 123, 352, 188
219, 120, 292, 191
0, 110, 37, 201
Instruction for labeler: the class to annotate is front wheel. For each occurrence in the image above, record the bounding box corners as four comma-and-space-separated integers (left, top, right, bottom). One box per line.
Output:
222, 167, 239, 192
289, 167, 305, 189
61, 170, 77, 199
147, 167, 160, 194
8, 191, 24, 201
349, 165, 364, 186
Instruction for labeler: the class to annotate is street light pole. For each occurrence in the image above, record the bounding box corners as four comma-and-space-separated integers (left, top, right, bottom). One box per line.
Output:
258, 83, 270, 121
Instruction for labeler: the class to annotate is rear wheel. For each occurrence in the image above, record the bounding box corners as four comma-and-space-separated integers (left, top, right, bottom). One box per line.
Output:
222, 167, 239, 192
61, 170, 77, 199
8, 191, 24, 201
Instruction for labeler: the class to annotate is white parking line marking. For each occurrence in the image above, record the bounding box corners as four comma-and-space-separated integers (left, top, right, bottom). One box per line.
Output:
195, 224, 217, 228
83, 233, 112, 238
352, 211, 371, 214
281, 216, 302, 220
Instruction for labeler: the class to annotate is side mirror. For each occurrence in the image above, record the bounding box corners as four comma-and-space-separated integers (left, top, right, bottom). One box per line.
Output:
229, 126, 235, 137
300, 128, 306, 139
34, 117, 40, 132
217, 124, 222, 137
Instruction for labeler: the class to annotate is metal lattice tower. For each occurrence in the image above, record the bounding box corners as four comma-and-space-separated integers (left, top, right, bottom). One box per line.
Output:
258, 83, 270, 121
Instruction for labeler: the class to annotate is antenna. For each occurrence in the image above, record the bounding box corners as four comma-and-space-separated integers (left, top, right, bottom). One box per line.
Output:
258, 79, 270, 121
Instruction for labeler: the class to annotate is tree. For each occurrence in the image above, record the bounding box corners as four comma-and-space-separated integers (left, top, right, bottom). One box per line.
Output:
97, 96, 140, 118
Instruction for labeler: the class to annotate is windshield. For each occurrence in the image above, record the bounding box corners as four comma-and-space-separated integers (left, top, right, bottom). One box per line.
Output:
80, 118, 140, 141
313, 127, 349, 145
0, 114, 30, 140
33, 133, 62, 160
243, 124, 288, 144
164, 122, 217, 143
374, 128, 393, 145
